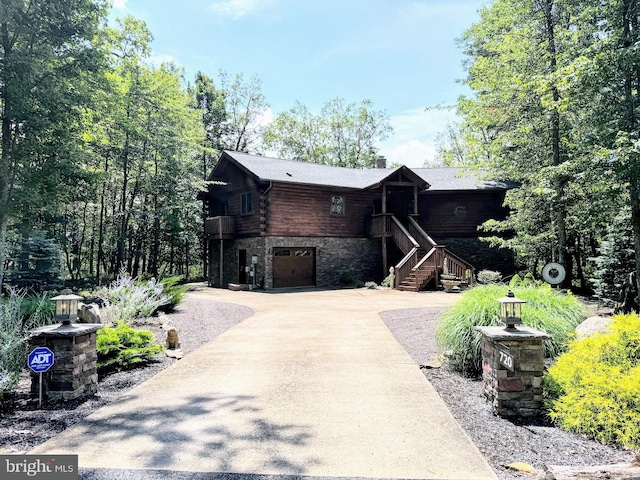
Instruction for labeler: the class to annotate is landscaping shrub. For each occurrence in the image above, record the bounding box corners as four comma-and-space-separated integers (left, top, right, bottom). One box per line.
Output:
0, 288, 54, 398
156, 276, 189, 313
97, 270, 172, 322
436, 276, 586, 376
96, 322, 164, 374
589, 206, 635, 306
339, 272, 355, 287
545, 314, 640, 449
476, 269, 503, 285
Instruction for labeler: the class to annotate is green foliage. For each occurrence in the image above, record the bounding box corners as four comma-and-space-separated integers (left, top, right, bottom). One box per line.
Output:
96, 322, 163, 374
339, 272, 355, 287
0, 288, 55, 398
545, 314, 640, 449
7, 231, 63, 290
97, 271, 172, 323
436, 279, 586, 376
590, 206, 635, 305
157, 276, 189, 313
381, 274, 393, 288
476, 270, 503, 285
263, 97, 392, 168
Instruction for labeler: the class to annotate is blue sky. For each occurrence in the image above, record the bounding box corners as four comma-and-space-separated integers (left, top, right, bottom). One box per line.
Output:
110, 0, 485, 167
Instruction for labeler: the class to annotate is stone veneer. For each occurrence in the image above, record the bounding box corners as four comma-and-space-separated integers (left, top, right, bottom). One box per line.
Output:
433, 236, 516, 275
264, 236, 381, 288
475, 326, 550, 418
29, 323, 102, 401
209, 236, 382, 289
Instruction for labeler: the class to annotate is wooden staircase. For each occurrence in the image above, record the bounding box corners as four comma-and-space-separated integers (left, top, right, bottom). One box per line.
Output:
388, 216, 474, 292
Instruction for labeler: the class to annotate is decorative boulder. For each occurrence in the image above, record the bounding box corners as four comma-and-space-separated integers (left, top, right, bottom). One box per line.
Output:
77, 302, 102, 324
575, 316, 611, 339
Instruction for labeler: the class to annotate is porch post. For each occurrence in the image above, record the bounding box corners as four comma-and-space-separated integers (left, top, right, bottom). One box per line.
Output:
414, 185, 418, 215
382, 182, 388, 279
382, 183, 387, 213
219, 238, 224, 288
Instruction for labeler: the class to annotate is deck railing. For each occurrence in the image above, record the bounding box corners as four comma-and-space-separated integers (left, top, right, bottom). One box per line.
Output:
205, 216, 235, 239
369, 214, 393, 237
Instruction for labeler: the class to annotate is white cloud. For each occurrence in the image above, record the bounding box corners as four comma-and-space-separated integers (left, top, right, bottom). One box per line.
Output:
379, 107, 458, 168
149, 54, 179, 67
110, 0, 127, 9
209, 0, 273, 19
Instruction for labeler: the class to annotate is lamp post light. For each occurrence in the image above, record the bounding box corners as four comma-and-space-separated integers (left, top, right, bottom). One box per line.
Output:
497, 290, 526, 331
51, 289, 83, 326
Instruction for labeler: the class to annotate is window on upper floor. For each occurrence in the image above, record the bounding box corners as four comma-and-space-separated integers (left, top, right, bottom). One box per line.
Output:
241, 193, 253, 214
331, 195, 345, 216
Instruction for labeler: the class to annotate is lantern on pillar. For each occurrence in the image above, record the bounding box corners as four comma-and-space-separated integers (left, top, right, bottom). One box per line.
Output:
51, 289, 83, 326
497, 290, 526, 331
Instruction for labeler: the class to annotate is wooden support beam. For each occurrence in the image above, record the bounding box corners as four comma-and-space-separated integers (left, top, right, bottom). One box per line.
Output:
219, 239, 224, 288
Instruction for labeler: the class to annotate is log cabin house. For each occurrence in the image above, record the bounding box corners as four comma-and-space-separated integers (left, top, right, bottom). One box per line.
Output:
198, 151, 514, 290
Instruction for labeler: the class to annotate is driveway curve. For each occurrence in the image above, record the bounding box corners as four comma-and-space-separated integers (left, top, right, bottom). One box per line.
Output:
31, 287, 497, 480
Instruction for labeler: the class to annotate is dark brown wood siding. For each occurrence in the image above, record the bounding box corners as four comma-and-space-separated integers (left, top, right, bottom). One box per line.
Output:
418, 190, 508, 237
207, 158, 262, 237
266, 183, 377, 237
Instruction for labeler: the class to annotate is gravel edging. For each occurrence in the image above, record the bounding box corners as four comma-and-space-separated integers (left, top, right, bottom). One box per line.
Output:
380, 306, 635, 480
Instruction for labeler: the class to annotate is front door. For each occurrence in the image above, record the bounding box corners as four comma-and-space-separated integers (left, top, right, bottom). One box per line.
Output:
238, 249, 247, 284
273, 247, 316, 288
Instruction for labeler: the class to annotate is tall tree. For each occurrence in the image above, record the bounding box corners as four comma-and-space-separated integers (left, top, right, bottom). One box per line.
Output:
218, 71, 268, 153
193, 71, 226, 178
0, 0, 108, 286
456, 0, 608, 287
579, 0, 640, 306
263, 97, 392, 168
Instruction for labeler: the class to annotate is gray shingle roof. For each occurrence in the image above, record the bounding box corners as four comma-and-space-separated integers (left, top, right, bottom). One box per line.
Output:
221, 151, 512, 191
412, 168, 514, 191
223, 151, 427, 189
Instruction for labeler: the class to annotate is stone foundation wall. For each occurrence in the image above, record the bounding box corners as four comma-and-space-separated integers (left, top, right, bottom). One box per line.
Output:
29, 324, 101, 401
208, 238, 266, 287
433, 236, 515, 276
264, 236, 382, 289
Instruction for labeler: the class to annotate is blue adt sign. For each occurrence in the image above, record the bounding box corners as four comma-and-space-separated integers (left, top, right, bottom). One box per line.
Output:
28, 347, 55, 373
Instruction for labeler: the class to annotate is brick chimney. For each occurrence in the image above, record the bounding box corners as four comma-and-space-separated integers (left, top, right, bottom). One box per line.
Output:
377, 155, 387, 169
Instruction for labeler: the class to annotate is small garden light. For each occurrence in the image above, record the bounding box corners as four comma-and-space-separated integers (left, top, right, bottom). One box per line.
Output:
51, 289, 83, 326
497, 289, 526, 331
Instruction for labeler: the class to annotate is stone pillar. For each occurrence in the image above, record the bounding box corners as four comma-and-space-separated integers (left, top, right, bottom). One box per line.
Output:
29, 323, 102, 402
475, 326, 550, 418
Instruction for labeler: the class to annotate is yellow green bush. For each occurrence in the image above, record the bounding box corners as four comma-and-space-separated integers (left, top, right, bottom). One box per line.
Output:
96, 322, 164, 375
545, 313, 640, 449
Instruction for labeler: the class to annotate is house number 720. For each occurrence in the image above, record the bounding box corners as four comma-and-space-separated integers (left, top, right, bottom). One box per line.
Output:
499, 350, 514, 371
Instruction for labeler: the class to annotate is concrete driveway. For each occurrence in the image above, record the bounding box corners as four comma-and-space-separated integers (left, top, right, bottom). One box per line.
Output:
31, 287, 497, 479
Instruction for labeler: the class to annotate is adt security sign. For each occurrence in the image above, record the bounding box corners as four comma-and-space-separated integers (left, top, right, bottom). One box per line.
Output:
28, 347, 55, 373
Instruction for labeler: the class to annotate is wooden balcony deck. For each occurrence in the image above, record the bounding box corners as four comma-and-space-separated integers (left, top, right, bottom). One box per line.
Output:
205, 216, 235, 239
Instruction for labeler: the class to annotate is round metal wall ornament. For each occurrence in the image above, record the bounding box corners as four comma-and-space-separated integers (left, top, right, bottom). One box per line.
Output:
542, 262, 566, 285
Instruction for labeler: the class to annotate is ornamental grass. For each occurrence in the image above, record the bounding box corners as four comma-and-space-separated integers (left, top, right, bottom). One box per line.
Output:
435, 275, 586, 377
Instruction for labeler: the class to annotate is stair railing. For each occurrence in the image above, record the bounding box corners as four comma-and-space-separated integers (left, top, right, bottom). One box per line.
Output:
389, 216, 420, 287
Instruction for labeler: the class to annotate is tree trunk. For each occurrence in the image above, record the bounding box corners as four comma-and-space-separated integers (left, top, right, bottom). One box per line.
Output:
0, 25, 12, 288
630, 173, 640, 310
97, 155, 108, 284
622, 0, 640, 310
541, 0, 571, 288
